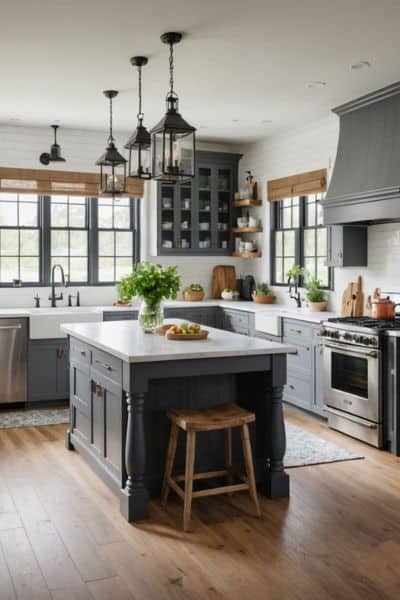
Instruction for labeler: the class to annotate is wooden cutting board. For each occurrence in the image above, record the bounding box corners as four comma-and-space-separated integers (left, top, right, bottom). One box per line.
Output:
212, 266, 237, 299
340, 276, 364, 316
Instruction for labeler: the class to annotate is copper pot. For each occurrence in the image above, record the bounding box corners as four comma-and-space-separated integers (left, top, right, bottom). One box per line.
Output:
371, 298, 400, 320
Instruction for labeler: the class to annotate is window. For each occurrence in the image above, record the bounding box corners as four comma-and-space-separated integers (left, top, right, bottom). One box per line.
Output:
272, 193, 331, 288
0, 193, 40, 283
50, 196, 88, 283
0, 192, 139, 286
97, 198, 136, 283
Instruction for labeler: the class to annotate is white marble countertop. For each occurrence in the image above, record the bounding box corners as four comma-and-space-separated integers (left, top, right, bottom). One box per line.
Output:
0, 300, 339, 324
61, 319, 297, 363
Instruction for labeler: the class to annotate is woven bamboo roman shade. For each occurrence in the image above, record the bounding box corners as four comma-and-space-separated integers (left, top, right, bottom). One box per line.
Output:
267, 168, 327, 201
0, 167, 144, 198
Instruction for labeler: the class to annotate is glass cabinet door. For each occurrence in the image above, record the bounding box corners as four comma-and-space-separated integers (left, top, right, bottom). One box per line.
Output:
197, 167, 212, 251
216, 167, 231, 251
177, 184, 192, 251
160, 184, 175, 251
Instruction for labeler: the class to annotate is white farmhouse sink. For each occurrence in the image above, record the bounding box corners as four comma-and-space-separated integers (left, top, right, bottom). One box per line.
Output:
254, 311, 282, 336
29, 308, 102, 339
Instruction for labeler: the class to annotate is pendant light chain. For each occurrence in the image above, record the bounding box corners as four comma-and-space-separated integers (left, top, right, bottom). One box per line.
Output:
137, 64, 143, 122
169, 42, 174, 95
108, 95, 114, 144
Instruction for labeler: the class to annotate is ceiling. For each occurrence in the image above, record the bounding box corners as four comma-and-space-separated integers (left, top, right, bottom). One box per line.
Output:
2, 0, 400, 143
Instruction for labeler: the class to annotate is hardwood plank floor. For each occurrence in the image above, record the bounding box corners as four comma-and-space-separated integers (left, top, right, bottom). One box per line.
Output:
0, 407, 400, 599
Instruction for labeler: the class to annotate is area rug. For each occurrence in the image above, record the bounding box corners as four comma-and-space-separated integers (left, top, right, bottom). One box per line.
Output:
0, 410, 364, 468
0, 408, 69, 429
284, 422, 364, 468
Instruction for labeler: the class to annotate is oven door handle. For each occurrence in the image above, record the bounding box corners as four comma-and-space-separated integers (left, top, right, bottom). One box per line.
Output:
325, 406, 378, 429
323, 341, 379, 359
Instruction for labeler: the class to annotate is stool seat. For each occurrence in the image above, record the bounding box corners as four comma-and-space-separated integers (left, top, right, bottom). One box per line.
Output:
167, 403, 255, 432
162, 402, 261, 531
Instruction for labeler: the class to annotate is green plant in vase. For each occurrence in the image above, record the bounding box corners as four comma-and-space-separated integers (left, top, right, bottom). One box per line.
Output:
306, 276, 328, 311
118, 262, 181, 332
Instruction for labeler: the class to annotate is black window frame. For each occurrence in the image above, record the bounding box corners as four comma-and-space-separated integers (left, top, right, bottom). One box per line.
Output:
0, 193, 42, 287
270, 194, 333, 290
0, 193, 140, 287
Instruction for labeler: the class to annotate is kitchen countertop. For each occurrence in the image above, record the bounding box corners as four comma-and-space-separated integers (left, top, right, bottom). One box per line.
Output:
61, 319, 297, 363
0, 300, 339, 324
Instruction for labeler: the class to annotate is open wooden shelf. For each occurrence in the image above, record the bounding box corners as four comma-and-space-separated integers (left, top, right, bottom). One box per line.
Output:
232, 251, 262, 258
233, 199, 262, 207
232, 226, 263, 233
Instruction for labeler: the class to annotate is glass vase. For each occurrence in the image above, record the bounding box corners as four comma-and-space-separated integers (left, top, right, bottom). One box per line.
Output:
138, 299, 164, 333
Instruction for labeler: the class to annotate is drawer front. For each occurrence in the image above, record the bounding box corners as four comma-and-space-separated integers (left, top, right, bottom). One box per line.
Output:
284, 339, 312, 373
283, 319, 313, 344
283, 373, 313, 410
224, 310, 250, 335
91, 347, 122, 386
254, 332, 282, 343
70, 339, 91, 368
103, 311, 138, 321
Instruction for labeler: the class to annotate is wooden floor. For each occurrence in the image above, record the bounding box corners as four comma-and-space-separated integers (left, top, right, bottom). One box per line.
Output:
1, 408, 400, 600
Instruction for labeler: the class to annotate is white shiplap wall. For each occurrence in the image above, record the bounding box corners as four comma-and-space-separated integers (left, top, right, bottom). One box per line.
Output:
238, 115, 400, 312
0, 123, 243, 306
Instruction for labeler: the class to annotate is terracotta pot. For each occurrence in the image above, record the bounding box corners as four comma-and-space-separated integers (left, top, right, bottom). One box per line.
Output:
371, 298, 400, 320
252, 293, 276, 304
183, 290, 205, 302
308, 301, 328, 312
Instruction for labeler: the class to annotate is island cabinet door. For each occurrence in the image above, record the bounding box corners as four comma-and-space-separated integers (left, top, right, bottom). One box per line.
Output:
70, 359, 91, 442
90, 379, 123, 477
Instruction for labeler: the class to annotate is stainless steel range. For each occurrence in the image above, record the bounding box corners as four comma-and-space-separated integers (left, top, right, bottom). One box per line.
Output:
319, 316, 400, 447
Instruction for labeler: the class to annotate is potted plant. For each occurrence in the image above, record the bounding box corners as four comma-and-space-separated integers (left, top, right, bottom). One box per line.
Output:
118, 262, 181, 332
183, 283, 205, 302
306, 277, 328, 312
221, 288, 234, 300
252, 282, 276, 304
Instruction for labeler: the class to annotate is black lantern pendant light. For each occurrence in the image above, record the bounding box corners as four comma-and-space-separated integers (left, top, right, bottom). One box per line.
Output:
96, 90, 127, 196
39, 124, 66, 165
151, 32, 196, 182
124, 56, 152, 180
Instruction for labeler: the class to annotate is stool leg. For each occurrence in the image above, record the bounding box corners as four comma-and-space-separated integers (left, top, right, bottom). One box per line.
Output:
241, 424, 261, 517
224, 427, 233, 487
183, 430, 196, 532
161, 423, 179, 506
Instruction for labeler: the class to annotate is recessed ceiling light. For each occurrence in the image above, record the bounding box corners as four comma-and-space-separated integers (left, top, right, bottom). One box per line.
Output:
261, 119, 273, 124
351, 60, 371, 70
232, 119, 240, 123
306, 81, 327, 89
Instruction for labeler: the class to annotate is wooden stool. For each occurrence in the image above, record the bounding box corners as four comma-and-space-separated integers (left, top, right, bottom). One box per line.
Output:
161, 403, 261, 531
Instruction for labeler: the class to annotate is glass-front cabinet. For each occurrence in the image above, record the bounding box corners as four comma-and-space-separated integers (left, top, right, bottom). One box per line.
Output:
157, 151, 240, 255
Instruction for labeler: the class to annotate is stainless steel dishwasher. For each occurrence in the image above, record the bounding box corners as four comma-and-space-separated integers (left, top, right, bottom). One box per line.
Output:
0, 318, 27, 404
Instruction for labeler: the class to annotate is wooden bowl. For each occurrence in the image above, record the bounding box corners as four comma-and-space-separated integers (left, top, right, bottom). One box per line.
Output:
183, 290, 205, 302
252, 293, 276, 304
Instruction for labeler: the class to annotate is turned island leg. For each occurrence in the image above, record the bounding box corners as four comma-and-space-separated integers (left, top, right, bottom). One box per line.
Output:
265, 384, 289, 498
120, 391, 149, 521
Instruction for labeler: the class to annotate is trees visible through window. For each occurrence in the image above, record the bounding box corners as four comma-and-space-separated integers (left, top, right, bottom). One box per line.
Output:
272, 193, 330, 288
0, 193, 139, 286
0, 194, 40, 283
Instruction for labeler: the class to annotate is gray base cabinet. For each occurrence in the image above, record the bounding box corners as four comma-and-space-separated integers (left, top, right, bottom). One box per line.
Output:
164, 306, 219, 328
103, 310, 138, 321
221, 309, 254, 336
28, 339, 69, 402
282, 318, 325, 417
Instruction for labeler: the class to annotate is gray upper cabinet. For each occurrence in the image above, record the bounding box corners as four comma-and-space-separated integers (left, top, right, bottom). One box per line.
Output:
327, 225, 368, 267
158, 151, 241, 255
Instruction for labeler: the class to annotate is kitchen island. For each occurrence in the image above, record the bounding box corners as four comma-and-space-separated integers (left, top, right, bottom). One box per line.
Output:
62, 319, 296, 522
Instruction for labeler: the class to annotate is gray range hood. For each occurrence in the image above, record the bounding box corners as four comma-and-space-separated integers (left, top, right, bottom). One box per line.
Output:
322, 81, 400, 224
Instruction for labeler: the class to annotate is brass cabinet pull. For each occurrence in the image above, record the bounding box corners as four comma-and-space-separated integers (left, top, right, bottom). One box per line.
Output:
91, 381, 103, 396
95, 359, 113, 371
289, 384, 295, 390
56, 348, 65, 360
80, 350, 86, 356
